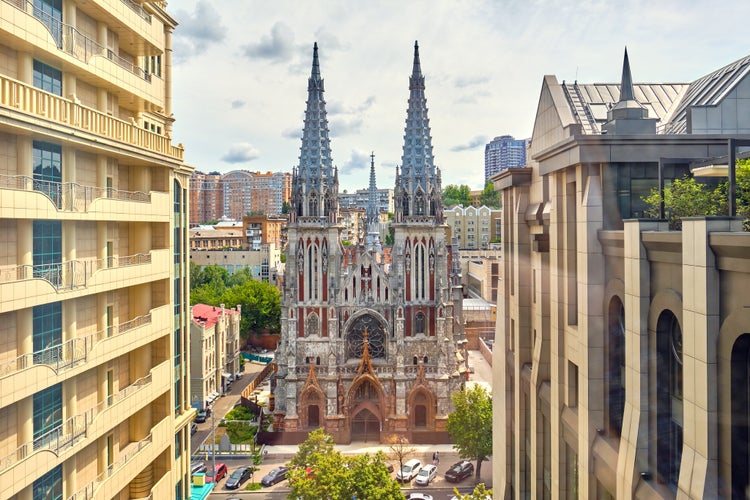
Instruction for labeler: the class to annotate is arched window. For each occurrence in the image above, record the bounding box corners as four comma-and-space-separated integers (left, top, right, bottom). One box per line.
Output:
324, 191, 333, 217
414, 243, 427, 300
415, 190, 425, 215
402, 190, 410, 216
308, 192, 319, 217
731, 334, 750, 497
308, 405, 320, 427
306, 244, 319, 301
607, 297, 625, 436
415, 312, 425, 335
413, 356, 418, 365
656, 310, 682, 489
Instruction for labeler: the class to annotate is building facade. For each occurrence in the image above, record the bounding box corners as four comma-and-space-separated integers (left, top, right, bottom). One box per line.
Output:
484, 135, 527, 182
339, 187, 395, 215
242, 214, 286, 251
190, 245, 280, 283
0, 2, 194, 499
444, 205, 501, 249
220, 170, 291, 221
189, 170, 222, 227
272, 42, 466, 444
190, 304, 241, 410
189, 227, 244, 250
492, 50, 750, 498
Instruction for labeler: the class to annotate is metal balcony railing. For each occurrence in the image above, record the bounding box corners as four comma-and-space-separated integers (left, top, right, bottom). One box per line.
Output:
0, 173, 151, 210
2, 0, 151, 81
0, 311, 153, 378
120, 0, 152, 23
0, 372, 153, 474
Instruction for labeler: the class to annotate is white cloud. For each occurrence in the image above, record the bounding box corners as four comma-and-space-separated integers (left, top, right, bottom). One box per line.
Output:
241, 22, 296, 63
221, 143, 260, 164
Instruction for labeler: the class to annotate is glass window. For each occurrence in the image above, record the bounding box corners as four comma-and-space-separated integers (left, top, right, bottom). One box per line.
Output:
33, 60, 62, 95
33, 141, 62, 207
33, 0, 62, 48
33, 220, 62, 285
33, 302, 62, 362
656, 310, 682, 489
33, 383, 62, 443
33, 464, 62, 500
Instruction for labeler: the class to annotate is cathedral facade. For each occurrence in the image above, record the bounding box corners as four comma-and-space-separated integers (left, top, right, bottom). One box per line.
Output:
272, 42, 466, 443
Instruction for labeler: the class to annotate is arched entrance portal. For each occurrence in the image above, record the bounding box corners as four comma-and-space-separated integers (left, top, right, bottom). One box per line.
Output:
351, 408, 380, 442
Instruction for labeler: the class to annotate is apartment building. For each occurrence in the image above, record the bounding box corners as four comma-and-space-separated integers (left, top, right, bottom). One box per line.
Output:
242, 214, 286, 251
189, 227, 244, 251
219, 170, 291, 221
0, 2, 193, 499
493, 50, 750, 498
190, 304, 241, 411
189, 171, 222, 227
189, 244, 280, 283
444, 205, 501, 249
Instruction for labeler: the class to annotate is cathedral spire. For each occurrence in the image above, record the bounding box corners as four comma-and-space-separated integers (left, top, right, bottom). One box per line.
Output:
394, 41, 441, 222
291, 42, 338, 221
366, 152, 382, 253
619, 47, 634, 102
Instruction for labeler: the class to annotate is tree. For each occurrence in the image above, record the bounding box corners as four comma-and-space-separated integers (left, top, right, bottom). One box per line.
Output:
386, 434, 415, 480
287, 429, 403, 500
453, 482, 493, 499
643, 175, 727, 229
446, 384, 492, 480
479, 181, 500, 209
443, 184, 472, 207
282, 201, 290, 214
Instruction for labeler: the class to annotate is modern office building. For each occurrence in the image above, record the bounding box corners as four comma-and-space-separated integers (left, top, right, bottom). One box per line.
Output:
444, 205, 501, 249
484, 135, 527, 182
0, 1, 194, 500
272, 42, 465, 443
190, 304, 241, 411
493, 50, 750, 498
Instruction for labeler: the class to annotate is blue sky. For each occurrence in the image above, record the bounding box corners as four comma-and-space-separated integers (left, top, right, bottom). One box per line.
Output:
171, 0, 750, 192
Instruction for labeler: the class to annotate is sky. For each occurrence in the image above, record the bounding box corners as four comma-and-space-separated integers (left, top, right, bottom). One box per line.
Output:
170, 0, 750, 193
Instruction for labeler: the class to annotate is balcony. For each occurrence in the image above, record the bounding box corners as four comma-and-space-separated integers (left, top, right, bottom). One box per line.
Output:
0, 304, 171, 408
0, 248, 170, 313
0, 362, 170, 496
0, 174, 170, 221
0, 75, 182, 161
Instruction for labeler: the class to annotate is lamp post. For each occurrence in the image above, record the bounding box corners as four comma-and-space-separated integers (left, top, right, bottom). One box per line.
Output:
211, 408, 216, 486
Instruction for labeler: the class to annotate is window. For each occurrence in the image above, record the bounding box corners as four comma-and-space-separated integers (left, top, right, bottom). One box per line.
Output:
656, 310, 682, 489
33, 60, 62, 95
33, 221, 62, 286
33, 302, 62, 363
33, 383, 62, 444
34, 464, 62, 500
607, 297, 626, 436
33, 0, 62, 48
33, 141, 62, 207
415, 312, 425, 335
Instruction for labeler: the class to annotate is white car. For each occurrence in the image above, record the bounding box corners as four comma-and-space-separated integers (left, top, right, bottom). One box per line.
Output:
396, 459, 422, 482
414, 464, 437, 486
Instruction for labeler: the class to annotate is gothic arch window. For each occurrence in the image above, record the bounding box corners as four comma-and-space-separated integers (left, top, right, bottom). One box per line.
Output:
413, 391, 428, 427
656, 310, 682, 490
305, 313, 320, 337
731, 333, 750, 496
415, 312, 425, 335
402, 190, 410, 216
414, 242, 427, 300
607, 297, 625, 437
415, 190, 425, 215
429, 189, 437, 216
423, 356, 428, 364
413, 356, 418, 365
346, 314, 386, 360
308, 191, 319, 217
307, 244, 319, 301
324, 191, 333, 217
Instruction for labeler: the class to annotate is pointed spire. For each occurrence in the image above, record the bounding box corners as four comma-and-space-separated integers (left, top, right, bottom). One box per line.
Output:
619, 47, 634, 102
311, 42, 320, 79
409, 40, 425, 91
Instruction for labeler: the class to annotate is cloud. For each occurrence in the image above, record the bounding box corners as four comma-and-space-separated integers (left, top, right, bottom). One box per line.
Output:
282, 128, 302, 140
328, 96, 376, 115
221, 143, 260, 163
172, 1, 226, 63
230, 100, 245, 109
454, 90, 491, 105
241, 22, 295, 63
340, 150, 371, 174
454, 75, 490, 88
329, 117, 363, 137
451, 135, 488, 152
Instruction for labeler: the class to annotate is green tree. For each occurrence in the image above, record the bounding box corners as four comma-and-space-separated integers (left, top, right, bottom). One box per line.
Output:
479, 181, 500, 208
443, 184, 472, 207
643, 175, 727, 229
453, 482, 493, 499
282, 201, 290, 214
446, 384, 493, 480
287, 429, 403, 500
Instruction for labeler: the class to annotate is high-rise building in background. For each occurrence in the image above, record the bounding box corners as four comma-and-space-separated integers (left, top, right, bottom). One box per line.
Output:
484, 135, 527, 181
493, 50, 750, 498
0, 2, 193, 499
190, 171, 223, 226
272, 42, 466, 443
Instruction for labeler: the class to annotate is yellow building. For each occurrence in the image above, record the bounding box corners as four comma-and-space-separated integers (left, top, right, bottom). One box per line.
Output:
444, 205, 501, 249
0, 1, 193, 499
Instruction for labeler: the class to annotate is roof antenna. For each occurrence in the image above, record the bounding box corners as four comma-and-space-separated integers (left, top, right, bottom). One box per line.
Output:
575, 66, 578, 82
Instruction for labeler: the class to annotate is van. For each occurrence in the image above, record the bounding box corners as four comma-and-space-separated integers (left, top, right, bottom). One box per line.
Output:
396, 458, 422, 482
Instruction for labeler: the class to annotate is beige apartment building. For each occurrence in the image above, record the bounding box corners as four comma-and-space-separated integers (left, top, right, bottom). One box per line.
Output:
190, 304, 241, 411
444, 205, 501, 249
0, 2, 193, 500
493, 51, 750, 498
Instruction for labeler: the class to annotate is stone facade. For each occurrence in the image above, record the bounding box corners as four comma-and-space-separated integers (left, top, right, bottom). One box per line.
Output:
272, 42, 466, 444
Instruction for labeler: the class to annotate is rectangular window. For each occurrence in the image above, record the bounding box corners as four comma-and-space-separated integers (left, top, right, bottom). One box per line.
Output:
33, 301, 62, 362
567, 361, 579, 408
33, 141, 62, 207
33, 464, 62, 500
33, 220, 62, 285
33, 59, 62, 95
175, 432, 182, 459
33, 383, 62, 444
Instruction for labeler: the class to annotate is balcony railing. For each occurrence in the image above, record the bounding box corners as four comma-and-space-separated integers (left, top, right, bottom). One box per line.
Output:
0, 252, 152, 290
0, 173, 150, 211
120, 0, 152, 23
0, 76, 184, 161
68, 429, 154, 500
0, 372, 153, 474
0, 311, 152, 378
2, 0, 150, 81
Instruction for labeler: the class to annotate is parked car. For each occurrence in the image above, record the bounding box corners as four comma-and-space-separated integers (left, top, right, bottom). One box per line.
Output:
444, 460, 474, 482
225, 466, 253, 489
396, 459, 422, 482
191, 461, 207, 475
261, 466, 289, 487
205, 463, 228, 483
414, 464, 438, 486
195, 410, 208, 423
190, 423, 197, 435
406, 494, 434, 500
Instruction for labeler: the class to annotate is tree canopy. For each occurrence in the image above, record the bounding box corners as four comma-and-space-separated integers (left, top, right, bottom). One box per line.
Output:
453, 482, 493, 499
190, 263, 280, 334
287, 429, 403, 500
443, 184, 472, 207
446, 384, 493, 479
479, 181, 500, 209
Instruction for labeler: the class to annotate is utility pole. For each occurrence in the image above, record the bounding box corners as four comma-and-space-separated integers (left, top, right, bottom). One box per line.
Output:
211, 409, 216, 484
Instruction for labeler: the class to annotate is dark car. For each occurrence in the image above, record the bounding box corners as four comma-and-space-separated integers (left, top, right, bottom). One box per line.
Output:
225, 466, 253, 489
206, 463, 228, 483
261, 466, 289, 487
190, 423, 197, 435
195, 410, 208, 423
444, 460, 474, 482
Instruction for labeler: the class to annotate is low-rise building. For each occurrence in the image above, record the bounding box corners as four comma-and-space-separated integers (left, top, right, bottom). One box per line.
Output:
190, 244, 280, 283
444, 205, 502, 249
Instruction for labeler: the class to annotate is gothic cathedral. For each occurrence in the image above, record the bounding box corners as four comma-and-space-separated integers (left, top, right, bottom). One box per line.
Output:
272, 42, 466, 443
